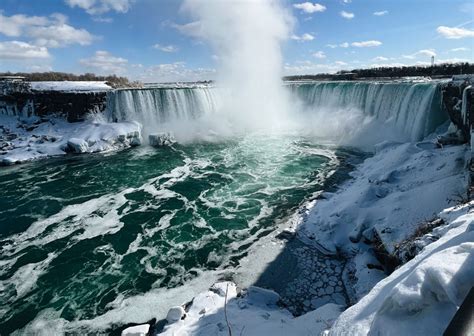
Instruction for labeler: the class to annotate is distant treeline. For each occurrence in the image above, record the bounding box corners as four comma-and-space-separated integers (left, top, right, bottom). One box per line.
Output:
284, 62, 474, 81
0, 72, 142, 88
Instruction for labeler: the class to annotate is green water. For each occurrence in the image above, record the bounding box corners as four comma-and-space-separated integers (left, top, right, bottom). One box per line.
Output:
0, 134, 354, 334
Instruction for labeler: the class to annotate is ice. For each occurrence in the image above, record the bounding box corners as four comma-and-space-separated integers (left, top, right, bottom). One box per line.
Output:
160, 281, 343, 336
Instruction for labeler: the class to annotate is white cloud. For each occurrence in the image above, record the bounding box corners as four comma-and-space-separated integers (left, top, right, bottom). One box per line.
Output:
79, 50, 128, 74
135, 62, 216, 83
312, 51, 326, 59
437, 26, 474, 39
291, 33, 315, 41
0, 41, 50, 59
152, 44, 179, 52
65, 0, 134, 15
402, 49, 437, 59
373, 10, 388, 16
450, 47, 469, 52
342, 0, 352, 3
340, 11, 354, 19
326, 44, 337, 49
92, 16, 113, 23
340, 42, 350, 48
372, 56, 389, 62
284, 60, 350, 75
293, 2, 326, 14
351, 40, 382, 47
335, 61, 348, 66
0, 13, 96, 48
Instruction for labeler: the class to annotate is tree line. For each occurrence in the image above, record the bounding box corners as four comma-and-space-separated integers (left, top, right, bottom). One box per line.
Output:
284, 62, 474, 81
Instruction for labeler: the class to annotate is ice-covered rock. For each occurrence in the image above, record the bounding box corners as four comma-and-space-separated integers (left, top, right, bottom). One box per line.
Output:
121, 324, 150, 336
149, 132, 175, 147
166, 306, 185, 323
67, 138, 89, 153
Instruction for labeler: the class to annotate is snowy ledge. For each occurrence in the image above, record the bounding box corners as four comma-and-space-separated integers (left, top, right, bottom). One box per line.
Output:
0, 115, 142, 165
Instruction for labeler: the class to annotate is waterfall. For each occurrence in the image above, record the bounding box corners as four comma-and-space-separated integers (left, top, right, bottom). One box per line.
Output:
105, 87, 220, 135
289, 81, 447, 141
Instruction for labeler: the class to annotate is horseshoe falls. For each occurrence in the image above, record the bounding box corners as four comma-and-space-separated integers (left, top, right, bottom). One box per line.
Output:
0, 80, 450, 335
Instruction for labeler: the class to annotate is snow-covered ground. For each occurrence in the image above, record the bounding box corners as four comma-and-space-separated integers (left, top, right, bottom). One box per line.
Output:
30, 81, 112, 92
0, 114, 142, 165
142, 129, 472, 336
330, 202, 474, 335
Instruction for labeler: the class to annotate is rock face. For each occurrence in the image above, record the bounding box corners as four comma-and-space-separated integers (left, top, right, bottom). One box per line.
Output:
0, 91, 107, 122
442, 81, 474, 141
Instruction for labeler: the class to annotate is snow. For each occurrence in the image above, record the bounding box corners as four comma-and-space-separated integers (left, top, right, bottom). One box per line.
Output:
298, 140, 468, 255
0, 114, 142, 165
160, 281, 344, 336
121, 324, 150, 336
30, 81, 112, 92
329, 202, 474, 336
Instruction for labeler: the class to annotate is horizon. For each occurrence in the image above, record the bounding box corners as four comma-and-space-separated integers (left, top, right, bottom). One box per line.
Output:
0, 0, 473, 82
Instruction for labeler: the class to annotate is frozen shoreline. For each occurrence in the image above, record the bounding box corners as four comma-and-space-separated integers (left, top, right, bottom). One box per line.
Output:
137, 133, 472, 336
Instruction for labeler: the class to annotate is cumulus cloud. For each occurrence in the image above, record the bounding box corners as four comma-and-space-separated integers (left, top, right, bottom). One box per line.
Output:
340, 42, 350, 48
437, 26, 474, 39
0, 41, 50, 59
293, 2, 326, 14
79, 50, 128, 74
351, 40, 382, 47
291, 33, 315, 41
65, 0, 134, 15
403, 49, 436, 59
340, 11, 354, 19
152, 44, 179, 52
0, 13, 96, 48
373, 10, 388, 16
312, 51, 326, 59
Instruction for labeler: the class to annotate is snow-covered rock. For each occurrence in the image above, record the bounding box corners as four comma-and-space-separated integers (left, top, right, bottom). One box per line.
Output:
329, 202, 474, 336
166, 306, 185, 323
121, 324, 150, 336
67, 138, 89, 153
149, 133, 175, 147
0, 115, 143, 165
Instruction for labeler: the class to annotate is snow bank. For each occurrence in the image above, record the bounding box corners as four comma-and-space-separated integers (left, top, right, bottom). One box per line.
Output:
30, 81, 112, 92
298, 141, 468, 255
329, 202, 474, 335
0, 115, 142, 165
160, 282, 344, 336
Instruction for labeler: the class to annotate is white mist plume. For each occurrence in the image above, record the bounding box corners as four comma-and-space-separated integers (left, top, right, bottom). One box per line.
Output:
181, 0, 294, 134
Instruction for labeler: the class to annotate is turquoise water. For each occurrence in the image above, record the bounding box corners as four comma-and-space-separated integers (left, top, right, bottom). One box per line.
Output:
0, 134, 355, 334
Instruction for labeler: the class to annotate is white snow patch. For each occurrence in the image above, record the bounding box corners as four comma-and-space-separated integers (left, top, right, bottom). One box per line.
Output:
30, 81, 112, 92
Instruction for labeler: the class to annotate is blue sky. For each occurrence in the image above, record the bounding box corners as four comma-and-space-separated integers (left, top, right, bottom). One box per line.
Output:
0, 0, 473, 82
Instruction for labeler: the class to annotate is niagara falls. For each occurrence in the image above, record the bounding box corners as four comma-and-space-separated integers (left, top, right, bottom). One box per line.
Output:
0, 0, 473, 335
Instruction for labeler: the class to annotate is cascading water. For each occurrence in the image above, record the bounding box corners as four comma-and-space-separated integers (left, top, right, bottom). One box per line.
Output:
105, 87, 220, 137
290, 81, 447, 142
106, 80, 448, 145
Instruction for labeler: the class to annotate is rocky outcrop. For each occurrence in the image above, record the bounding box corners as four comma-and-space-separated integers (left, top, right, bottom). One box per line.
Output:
0, 91, 107, 122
